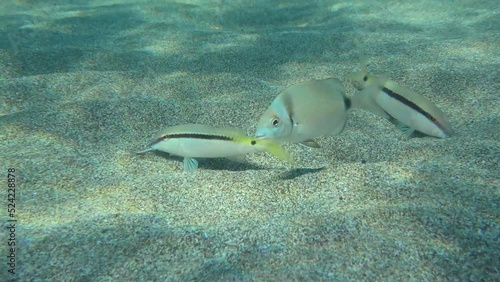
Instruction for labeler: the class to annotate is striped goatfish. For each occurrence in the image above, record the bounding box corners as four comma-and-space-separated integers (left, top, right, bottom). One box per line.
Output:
348, 70, 454, 138
255, 78, 350, 148
138, 124, 292, 171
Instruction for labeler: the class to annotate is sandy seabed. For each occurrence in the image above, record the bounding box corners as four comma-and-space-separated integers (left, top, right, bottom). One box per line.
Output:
1, 0, 499, 281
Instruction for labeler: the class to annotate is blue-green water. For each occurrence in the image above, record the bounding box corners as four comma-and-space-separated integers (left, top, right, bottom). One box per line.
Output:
1, 0, 498, 281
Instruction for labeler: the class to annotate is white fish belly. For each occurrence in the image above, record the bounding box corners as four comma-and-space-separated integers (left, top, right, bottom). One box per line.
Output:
153, 138, 261, 158
376, 92, 445, 138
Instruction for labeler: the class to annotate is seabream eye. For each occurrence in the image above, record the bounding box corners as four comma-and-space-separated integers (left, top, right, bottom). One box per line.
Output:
272, 118, 279, 126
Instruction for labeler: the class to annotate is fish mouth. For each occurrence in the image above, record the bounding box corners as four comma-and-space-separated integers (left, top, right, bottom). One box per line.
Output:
255, 134, 267, 139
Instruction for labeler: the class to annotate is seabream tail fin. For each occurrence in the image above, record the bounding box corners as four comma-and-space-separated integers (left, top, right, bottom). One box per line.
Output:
349, 85, 391, 120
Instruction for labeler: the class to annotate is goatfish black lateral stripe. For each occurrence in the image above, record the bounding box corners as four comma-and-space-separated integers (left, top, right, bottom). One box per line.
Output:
380, 87, 448, 133
148, 133, 233, 147
382, 87, 434, 122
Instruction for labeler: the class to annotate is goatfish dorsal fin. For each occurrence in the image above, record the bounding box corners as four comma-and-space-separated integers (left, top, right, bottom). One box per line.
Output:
209, 126, 248, 137
158, 124, 245, 137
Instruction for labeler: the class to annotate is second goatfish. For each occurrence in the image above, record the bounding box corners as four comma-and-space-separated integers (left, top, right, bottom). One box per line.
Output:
138, 124, 292, 172
348, 70, 454, 138
255, 78, 350, 148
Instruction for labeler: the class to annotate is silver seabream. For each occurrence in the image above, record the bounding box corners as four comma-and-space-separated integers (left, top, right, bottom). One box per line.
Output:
255, 78, 350, 148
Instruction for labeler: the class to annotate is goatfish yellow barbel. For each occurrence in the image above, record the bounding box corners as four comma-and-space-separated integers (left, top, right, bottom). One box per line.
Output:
347, 70, 454, 138
255, 78, 350, 148
137, 124, 292, 171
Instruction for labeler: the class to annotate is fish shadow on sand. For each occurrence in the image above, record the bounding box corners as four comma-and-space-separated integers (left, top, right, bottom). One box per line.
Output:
151, 151, 267, 171
278, 167, 326, 180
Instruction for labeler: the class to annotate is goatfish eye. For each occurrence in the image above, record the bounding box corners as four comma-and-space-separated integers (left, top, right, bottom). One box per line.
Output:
272, 117, 279, 126
363, 75, 368, 82
147, 134, 169, 147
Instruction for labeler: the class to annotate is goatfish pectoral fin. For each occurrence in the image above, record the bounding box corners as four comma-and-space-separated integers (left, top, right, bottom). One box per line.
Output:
385, 113, 416, 137
393, 120, 416, 137
299, 139, 321, 148
260, 140, 293, 162
183, 157, 199, 172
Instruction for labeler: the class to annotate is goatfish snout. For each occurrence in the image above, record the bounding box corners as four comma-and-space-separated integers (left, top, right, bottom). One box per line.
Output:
137, 124, 292, 171
348, 70, 454, 138
255, 78, 350, 148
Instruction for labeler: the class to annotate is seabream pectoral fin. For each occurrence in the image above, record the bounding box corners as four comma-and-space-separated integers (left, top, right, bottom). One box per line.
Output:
299, 139, 321, 148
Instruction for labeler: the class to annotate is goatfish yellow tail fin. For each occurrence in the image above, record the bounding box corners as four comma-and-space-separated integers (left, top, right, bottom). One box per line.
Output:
258, 139, 293, 162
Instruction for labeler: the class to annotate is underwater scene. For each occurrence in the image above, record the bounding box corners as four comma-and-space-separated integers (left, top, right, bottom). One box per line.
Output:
1, 0, 499, 281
